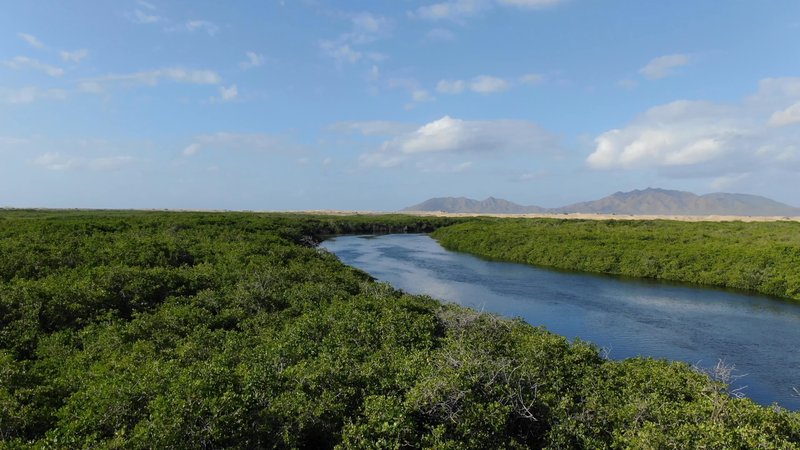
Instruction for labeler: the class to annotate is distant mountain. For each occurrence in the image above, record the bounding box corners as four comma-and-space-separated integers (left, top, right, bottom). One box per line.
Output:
402, 197, 546, 214
403, 189, 800, 216
555, 188, 800, 216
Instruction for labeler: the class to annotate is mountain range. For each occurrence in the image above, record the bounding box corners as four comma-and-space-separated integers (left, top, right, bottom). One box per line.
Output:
402, 188, 800, 216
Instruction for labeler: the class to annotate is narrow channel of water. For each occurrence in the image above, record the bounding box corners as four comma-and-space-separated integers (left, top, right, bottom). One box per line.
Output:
321, 234, 800, 410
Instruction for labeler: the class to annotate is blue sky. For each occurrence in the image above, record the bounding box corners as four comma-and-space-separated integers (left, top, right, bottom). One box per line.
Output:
1, 0, 799, 210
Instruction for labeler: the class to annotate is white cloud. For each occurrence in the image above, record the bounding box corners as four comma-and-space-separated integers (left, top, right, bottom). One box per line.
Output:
81, 67, 221, 92
349, 12, 392, 43
437, 79, 467, 94
0, 136, 29, 147
320, 41, 362, 64
360, 115, 557, 168
470, 75, 510, 93
182, 132, 294, 156
436, 75, 511, 94
137, 0, 156, 10
497, 0, 566, 8
17, 33, 46, 49
711, 172, 751, 190
32, 152, 134, 171
388, 78, 435, 106
219, 84, 238, 101
413, 0, 491, 21
128, 9, 162, 24
368, 65, 380, 81
412, 89, 434, 102
33, 152, 74, 170
416, 160, 473, 173
320, 12, 392, 66
240, 51, 265, 70
3, 56, 64, 77
183, 143, 200, 156
413, 0, 565, 21
60, 49, 89, 63
436, 76, 510, 94
639, 53, 691, 80
769, 102, 800, 127
520, 73, 545, 85
2, 86, 67, 104
181, 20, 219, 36
328, 121, 417, 136
587, 78, 800, 178
164, 19, 219, 37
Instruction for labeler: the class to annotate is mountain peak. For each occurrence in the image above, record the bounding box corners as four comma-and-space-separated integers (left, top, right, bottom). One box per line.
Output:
403, 189, 800, 216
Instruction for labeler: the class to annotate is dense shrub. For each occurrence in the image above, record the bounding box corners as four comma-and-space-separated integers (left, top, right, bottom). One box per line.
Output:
0, 211, 797, 448
433, 218, 800, 301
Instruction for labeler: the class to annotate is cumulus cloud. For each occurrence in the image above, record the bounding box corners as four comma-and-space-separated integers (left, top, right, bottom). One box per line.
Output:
0, 136, 29, 148
240, 51, 265, 70
416, 160, 473, 173
436, 75, 510, 94
183, 20, 219, 35
587, 78, 800, 178
412, 89, 434, 102
219, 84, 238, 102
80, 67, 221, 93
2, 86, 67, 104
497, 0, 566, 7
437, 79, 467, 94
414, 0, 491, 21
17, 33, 46, 49
520, 73, 545, 85
128, 9, 162, 24
769, 102, 800, 127
165, 20, 219, 36
639, 53, 691, 80
328, 121, 417, 136
3, 56, 64, 77
388, 78, 436, 107
348, 12, 392, 43
413, 0, 566, 21
360, 115, 557, 168
368, 64, 380, 81
60, 49, 89, 63
320, 42, 362, 65
32, 152, 134, 171
320, 12, 392, 66
470, 75, 510, 93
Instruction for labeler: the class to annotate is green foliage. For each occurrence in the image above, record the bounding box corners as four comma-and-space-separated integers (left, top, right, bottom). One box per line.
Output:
432, 218, 800, 301
0, 210, 797, 448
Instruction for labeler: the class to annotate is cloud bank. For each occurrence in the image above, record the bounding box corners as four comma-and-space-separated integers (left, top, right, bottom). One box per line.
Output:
587, 78, 800, 179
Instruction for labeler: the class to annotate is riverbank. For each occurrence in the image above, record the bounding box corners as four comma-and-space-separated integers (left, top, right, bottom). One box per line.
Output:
432, 219, 800, 301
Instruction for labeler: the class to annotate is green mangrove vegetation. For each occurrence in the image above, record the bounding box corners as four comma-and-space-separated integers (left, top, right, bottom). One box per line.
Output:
1, 210, 799, 448
432, 218, 800, 301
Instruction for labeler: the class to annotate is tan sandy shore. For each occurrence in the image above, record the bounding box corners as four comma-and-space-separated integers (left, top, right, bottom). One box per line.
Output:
289, 210, 800, 222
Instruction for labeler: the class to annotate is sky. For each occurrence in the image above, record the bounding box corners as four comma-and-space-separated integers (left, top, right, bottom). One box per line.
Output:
1, 0, 799, 210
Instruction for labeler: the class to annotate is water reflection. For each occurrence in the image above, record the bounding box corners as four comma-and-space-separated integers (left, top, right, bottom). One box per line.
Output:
322, 234, 800, 410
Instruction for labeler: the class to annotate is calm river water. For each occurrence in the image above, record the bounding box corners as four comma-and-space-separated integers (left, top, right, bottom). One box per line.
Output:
322, 234, 800, 410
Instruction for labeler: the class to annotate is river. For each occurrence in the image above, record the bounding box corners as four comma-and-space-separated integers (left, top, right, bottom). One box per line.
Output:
321, 233, 800, 410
